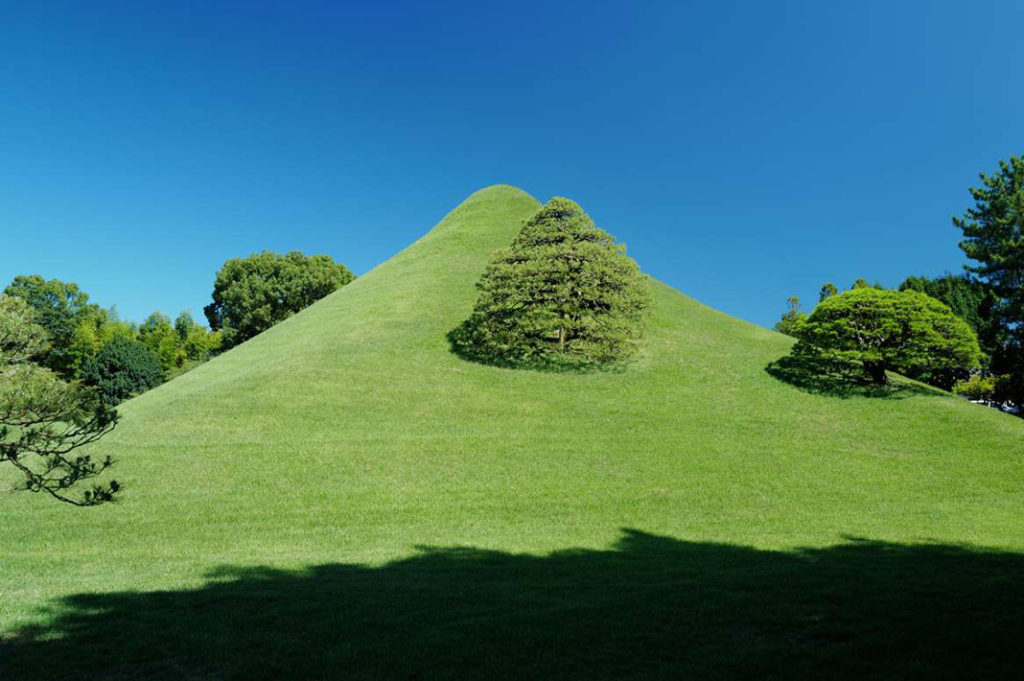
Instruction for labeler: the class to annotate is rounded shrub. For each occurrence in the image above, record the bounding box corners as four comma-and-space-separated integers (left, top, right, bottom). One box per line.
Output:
81, 336, 165, 405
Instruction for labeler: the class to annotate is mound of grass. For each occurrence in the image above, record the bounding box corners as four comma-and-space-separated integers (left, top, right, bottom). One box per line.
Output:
2, 185, 1023, 679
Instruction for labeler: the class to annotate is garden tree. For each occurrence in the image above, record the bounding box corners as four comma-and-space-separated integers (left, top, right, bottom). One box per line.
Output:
81, 336, 165, 405
819, 282, 838, 302
67, 308, 138, 376
851, 278, 884, 291
0, 295, 119, 505
3, 275, 102, 378
792, 288, 981, 385
954, 154, 1024, 404
899, 274, 999, 362
175, 310, 222, 362
774, 296, 806, 337
450, 197, 650, 369
139, 312, 184, 370
205, 251, 355, 348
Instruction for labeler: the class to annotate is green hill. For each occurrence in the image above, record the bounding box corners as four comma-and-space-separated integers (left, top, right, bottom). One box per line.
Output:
3, 186, 1023, 680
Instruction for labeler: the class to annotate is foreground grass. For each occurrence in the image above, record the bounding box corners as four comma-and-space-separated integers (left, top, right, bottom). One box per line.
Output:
2, 186, 1023, 679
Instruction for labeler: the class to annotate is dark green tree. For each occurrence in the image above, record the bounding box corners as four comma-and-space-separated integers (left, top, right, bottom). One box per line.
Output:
204, 251, 355, 348
793, 288, 981, 385
3, 275, 102, 378
954, 154, 1024, 403
0, 295, 119, 505
774, 296, 806, 337
81, 336, 165, 405
819, 282, 838, 302
450, 197, 650, 369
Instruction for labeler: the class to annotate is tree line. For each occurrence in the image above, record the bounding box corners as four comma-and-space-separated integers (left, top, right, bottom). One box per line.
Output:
1, 251, 353, 504
774, 154, 1024, 407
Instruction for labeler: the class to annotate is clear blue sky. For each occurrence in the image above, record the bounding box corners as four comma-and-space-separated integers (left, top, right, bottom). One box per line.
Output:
2, 0, 1021, 328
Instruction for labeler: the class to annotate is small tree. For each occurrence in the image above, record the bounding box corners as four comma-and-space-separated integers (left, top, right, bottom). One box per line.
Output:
81, 336, 165, 405
0, 295, 119, 505
774, 296, 806, 337
451, 197, 650, 369
204, 251, 355, 349
793, 288, 981, 385
819, 282, 838, 302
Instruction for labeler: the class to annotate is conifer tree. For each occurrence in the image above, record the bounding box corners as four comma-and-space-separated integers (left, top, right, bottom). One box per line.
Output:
451, 197, 650, 369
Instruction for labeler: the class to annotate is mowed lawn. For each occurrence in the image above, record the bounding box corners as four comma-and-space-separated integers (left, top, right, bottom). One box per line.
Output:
2, 186, 1023, 679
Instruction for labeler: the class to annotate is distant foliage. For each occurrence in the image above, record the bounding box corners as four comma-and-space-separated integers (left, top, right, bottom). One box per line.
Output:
952, 374, 997, 401
3, 275, 102, 378
0, 295, 119, 505
450, 197, 650, 369
954, 154, 1024, 405
792, 288, 981, 385
174, 311, 222, 367
204, 251, 355, 349
81, 336, 165, 405
774, 297, 806, 337
819, 283, 838, 302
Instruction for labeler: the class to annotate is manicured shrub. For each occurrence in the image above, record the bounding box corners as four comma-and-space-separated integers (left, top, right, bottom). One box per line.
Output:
81, 336, 165, 405
451, 197, 650, 369
793, 288, 981, 385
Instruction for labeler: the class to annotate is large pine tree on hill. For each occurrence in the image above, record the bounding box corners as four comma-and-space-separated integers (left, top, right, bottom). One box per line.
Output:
451, 197, 650, 369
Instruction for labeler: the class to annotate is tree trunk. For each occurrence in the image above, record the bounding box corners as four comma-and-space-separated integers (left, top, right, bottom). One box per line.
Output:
864, 361, 888, 385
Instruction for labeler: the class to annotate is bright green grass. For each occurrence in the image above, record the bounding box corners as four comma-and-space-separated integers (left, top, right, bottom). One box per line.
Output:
2, 186, 1023, 679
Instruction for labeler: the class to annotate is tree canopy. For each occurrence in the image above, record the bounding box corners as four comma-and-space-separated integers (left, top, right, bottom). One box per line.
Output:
0, 295, 119, 505
899, 274, 999, 362
793, 288, 981, 385
3, 275, 102, 378
450, 197, 650, 369
204, 251, 355, 349
774, 296, 806, 337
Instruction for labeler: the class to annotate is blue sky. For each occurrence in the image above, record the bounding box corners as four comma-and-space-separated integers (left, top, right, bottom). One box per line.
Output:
2, 0, 1021, 328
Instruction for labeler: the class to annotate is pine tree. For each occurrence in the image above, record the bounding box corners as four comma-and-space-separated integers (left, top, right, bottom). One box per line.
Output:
451, 198, 650, 369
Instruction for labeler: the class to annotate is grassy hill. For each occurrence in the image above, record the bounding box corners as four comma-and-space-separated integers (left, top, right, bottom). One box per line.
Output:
2, 186, 1023, 680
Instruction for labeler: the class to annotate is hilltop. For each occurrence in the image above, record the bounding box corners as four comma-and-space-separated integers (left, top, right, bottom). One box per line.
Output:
2, 186, 1023, 679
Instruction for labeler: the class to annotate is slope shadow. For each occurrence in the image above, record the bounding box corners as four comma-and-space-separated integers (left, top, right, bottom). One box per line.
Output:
765, 355, 940, 399
2, 531, 1022, 680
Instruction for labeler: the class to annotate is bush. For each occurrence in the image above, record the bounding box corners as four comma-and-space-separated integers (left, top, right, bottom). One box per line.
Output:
953, 374, 997, 401
81, 336, 165, 405
450, 197, 650, 369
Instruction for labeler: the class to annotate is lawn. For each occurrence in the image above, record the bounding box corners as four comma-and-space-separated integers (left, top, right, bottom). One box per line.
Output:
2, 186, 1022, 679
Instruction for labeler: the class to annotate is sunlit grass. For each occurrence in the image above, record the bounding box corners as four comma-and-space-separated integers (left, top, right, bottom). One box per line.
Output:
2, 186, 1022, 678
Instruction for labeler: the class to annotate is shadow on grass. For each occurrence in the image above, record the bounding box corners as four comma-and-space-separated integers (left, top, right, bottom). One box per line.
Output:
765, 355, 940, 399
3, 530, 1023, 680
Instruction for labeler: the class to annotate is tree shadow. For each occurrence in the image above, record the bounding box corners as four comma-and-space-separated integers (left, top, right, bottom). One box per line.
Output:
765, 355, 940, 399
2, 530, 1022, 680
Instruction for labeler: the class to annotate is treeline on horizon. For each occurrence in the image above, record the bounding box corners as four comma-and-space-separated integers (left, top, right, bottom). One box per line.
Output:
2, 251, 354, 406
773, 154, 1024, 408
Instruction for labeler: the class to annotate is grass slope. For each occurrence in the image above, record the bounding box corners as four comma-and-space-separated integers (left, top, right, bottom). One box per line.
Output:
2, 186, 1023, 679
